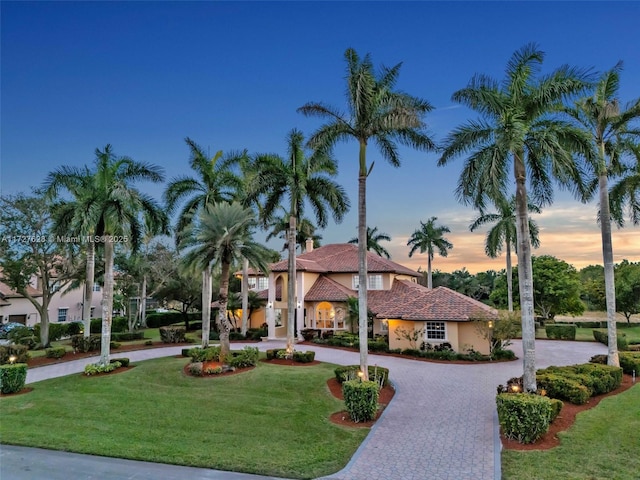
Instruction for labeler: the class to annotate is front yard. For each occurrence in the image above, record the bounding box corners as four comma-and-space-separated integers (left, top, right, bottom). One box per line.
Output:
0, 357, 367, 479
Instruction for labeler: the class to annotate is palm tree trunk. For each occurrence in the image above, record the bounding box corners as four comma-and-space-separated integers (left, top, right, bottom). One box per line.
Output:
83, 241, 95, 338
514, 153, 536, 392
140, 274, 148, 329
506, 241, 513, 312
427, 255, 433, 289
202, 264, 212, 348
598, 163, 619, 367
358, 141, 369, 380
287, 215, 297, 351
241, 258, 249, 336
100, 237, 114, 367
217, 262, 232, 358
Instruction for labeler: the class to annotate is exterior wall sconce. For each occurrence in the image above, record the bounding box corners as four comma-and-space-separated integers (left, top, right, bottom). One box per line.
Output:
296, 301, 302, 309
267, 302, 273, 309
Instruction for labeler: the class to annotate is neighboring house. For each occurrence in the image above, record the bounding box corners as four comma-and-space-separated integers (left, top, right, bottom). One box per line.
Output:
244, 242, 496, 354
0, 278, 104, 327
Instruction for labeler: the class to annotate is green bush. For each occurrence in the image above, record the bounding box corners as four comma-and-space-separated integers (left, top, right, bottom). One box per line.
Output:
292, 351, 316, 363
84, 361, 121, 376
536, 373, 591, 405
145, 311, 183, 328
496, 393, 555, 444
89, 317, 127, 334
540, 364, 622, 395
0, 363, 28, 394
266, 348, 284, 360
71, 334, 101, 353
593, 329, 628, 351
111, 331, 144, 341
110, 358, 130, 367
188, 321, 203, 331
226, 347, 259, 368
367, 340, 389, 352
45, 347, 67, 359
590, 352, 640, 375
17, 335, 38, 350
492, 348, 516, 360
209, 330, 220, 341
334, 365, 389, 387
67, 321, 84, 336
188, 346, 221, 363
0, 344, 30, 365
34, 323, 68, 342
159, 326, 186, 344
545, 324, 577, 340
110, 341, 121, 349
343, 380, 379, 422
8, 326, 35, 343
188, 362, 203, 376
246, 328, 267, 341
229, 332, 246, 341
144, 340, 153, 346
301, 329, 319, 341
549, 398, 564, 422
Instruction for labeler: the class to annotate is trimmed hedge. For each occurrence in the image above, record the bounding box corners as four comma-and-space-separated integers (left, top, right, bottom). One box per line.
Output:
110, 357, 130, 367
590, 352, 640, 375
0, 363, 28, 394
538, 364, 622, 395
342, 380, 379, 422
266, 348, 284, 360
90, 317, 128, 334
0, 344, 30, 365
593, 329, 629, 351
84, 361, 121, 376
45, 347, 67, 359
188, 346, 221, 363
496, 393, 557, 444
334, 365, 389, 387
545, 324, 577, 340
111, 331, 144, 342
146, 311, 201, 328
536, 373, 591, 405
292, 351, 316, 363
159, 326, 186, 344
71, 334, 101, 353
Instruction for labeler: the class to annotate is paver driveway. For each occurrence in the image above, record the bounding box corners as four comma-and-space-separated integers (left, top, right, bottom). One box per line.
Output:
9, 340, 606, 480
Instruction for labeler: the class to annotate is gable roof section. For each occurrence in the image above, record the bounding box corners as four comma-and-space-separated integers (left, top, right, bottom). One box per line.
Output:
369, 281, 497, 322
304, 276, 356, 302
270, 243, 418, 276
0, 280, 42, 299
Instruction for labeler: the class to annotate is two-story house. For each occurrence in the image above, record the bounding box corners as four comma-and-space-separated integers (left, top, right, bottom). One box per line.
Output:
245, 242, 496, 354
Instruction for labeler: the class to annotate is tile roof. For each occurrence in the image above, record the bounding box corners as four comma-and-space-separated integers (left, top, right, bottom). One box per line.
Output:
304, 276, 356, 302
270, 243, 419, 276
0, 280, 42, 298
369, 281, 497, 322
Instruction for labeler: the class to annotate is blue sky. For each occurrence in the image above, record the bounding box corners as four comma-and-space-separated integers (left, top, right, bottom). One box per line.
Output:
2, 1, 639, 273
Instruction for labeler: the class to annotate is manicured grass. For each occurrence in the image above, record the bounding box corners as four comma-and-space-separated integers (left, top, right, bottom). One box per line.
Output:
535, 325, 640, 344
502, 383, 640, 480
0, 357, 366, 479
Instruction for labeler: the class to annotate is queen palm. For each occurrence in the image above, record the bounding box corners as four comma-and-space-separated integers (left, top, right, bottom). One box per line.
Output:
407, 217, 453, 289
438, 44, 591, 391
181, 202, 271, 357
165, 138, 243, 346
252, 129, 349, 350
469, 196, 541, 311
45, 145, 166, 366
610, 159, 640, 226
348, 226, 392, 259
565, 62, 640, 367
299, 49, 436, 379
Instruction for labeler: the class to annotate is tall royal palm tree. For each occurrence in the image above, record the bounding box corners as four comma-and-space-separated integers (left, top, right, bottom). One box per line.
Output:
164, 138, 242, 346
348, 226, 392, 259
45, 145, 166, 366
43, 167, 98, 338
252, 129, 349, 350
266, 209, 323, 252
438, 44, 591, 391
565, 62, 640, 367
407, 217, 453, 289
299, 49, 436, 379
470, 196, 541, 311
181, 202, 271, 357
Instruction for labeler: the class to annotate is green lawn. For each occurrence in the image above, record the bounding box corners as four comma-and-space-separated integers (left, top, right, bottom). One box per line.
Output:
0, 358, 366, 479
502, 383, 640, 480
535, 325, 640, 344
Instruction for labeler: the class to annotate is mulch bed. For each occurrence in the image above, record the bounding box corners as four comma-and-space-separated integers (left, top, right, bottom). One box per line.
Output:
182, 361, 255, 378
260, 358, 322, 366
81, 366, 135, 378
326, 377, 396, 428
501, 374, 637, 451
0, 387, 34, 397
26, 341, 193, 368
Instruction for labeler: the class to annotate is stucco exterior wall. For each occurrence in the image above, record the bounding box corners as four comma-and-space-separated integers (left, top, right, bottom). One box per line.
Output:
457, 322, 490, 355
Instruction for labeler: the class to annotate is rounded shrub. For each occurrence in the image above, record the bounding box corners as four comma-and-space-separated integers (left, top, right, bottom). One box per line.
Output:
342, 380, 379, 422
496, 393, 555, 444
0, 363, 28, 394
45, 347, 67, 359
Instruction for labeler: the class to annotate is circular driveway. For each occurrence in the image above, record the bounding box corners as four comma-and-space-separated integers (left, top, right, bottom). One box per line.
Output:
11, 340, 607, 480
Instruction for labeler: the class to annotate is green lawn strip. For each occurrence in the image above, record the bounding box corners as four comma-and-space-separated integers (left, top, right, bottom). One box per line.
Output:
502, 383, 640, 480
0, 357, 366, 479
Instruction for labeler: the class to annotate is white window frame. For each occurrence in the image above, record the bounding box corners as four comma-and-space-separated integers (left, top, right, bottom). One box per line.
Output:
352, 274, 383, 290
93, 284, 101, 292
57, 308, 68, 323
425, 321, 446, 341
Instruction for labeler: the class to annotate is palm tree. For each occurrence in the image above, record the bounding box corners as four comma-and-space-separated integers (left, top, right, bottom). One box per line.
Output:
469, 196, 541, 311
438, 43, 591, 391
181, 202, 271, 357
610, 158, 640, 226
348, 226, 392, 259
298, 49, 436, 379
45, 145, 166, 366
251, 129, 349, 350
407, 217, 453, 289
164, 138, 242, 346
565, 62, 640, 367
265, 210, 323, 252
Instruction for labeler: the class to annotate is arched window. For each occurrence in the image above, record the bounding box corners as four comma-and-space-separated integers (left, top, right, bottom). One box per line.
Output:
316, 302, 334, 329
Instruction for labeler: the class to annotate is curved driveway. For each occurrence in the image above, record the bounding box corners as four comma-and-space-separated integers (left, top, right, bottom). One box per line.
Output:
8, 340, 606, 480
